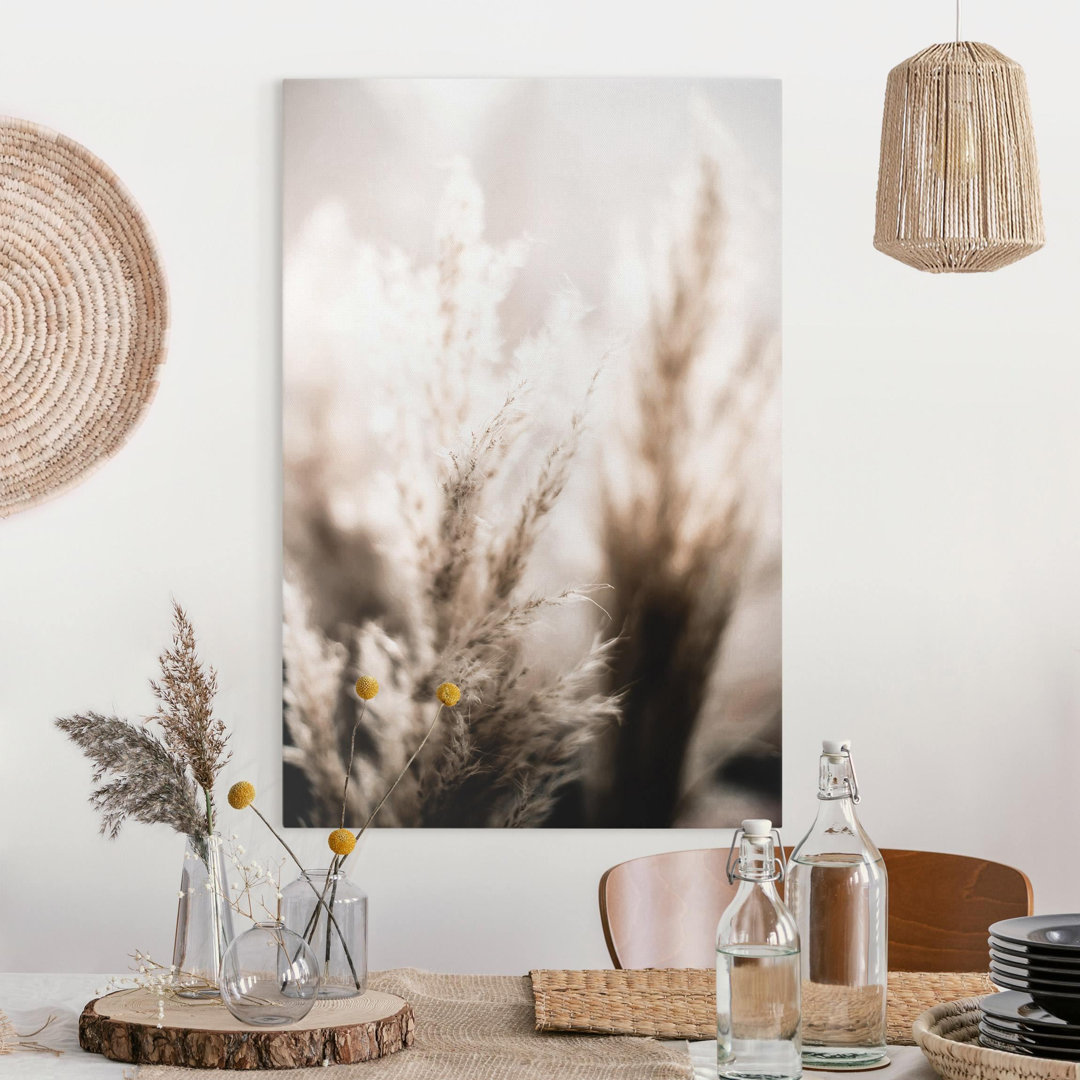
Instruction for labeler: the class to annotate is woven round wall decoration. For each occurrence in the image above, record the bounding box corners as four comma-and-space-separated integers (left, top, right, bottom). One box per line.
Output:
0, 116, 168, 517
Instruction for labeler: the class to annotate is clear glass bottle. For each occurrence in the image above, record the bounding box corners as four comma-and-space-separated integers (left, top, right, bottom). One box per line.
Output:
786, 740, 888, 1068
716, 819, 802, 1080
219, 920, 319, 1026
172, 833, 235, 998
281, 868, 367, 998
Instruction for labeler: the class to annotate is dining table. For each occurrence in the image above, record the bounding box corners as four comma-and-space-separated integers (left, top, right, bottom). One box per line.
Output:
0, 973, 940, 1080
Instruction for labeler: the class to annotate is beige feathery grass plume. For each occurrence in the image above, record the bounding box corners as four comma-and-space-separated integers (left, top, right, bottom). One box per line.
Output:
54, 712, 207, 838
282, 579, 351, 819
56, 602, 232, 839
151, 601, 231, 831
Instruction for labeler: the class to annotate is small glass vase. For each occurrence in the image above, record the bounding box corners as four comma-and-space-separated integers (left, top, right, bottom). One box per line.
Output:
172, 833, 235, 998
281, 868, 367, 998
220, 920, 319, 1026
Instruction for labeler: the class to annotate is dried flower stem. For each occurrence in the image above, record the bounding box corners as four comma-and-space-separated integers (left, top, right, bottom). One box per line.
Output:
0, 1012, 61, 1057
247, 805, 361, 989
339, 701, 367, 829
348, 704, 444, 857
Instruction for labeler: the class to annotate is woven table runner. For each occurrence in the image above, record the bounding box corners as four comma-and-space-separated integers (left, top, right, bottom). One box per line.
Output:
530, 968, 996, 1045
136, 969, 692, 1079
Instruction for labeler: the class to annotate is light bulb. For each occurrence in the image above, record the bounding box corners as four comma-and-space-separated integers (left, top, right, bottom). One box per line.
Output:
932, 102, 979, 182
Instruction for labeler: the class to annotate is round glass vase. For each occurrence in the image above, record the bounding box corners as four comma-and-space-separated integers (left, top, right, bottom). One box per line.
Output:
281, 868, 367, 998
172, 833, 235, 999
219, 920, 319, 1026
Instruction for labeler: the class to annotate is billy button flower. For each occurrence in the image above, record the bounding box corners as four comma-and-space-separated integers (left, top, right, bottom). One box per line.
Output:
436, 682, 461, 707
354, 676, 379, 701
227, 781, 256, 810
328, 828, 356, 857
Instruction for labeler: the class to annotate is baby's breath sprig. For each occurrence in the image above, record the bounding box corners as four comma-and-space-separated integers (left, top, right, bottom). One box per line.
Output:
219, 834, 286, 923
102, 952, 211, 1029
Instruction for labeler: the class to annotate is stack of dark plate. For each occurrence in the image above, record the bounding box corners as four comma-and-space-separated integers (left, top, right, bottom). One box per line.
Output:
981, 915, 1080, 1060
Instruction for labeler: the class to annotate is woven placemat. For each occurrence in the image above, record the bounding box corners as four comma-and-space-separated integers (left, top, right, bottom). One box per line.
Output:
530, 969, 996, 1044
1, 115, 168, 518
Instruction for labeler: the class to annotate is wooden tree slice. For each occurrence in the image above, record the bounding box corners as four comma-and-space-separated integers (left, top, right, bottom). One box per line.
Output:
79, 987, 415, 1069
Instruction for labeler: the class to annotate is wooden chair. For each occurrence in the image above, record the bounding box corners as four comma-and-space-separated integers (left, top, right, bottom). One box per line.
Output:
599, 847, 1032, 972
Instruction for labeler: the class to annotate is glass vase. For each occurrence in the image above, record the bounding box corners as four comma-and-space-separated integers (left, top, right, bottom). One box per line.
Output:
281, 868, 367, 998
220, 920, 319, 1026
172, 833, 235, 998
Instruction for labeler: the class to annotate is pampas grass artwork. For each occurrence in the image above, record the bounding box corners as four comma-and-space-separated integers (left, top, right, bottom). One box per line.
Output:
283, 78, 781, 828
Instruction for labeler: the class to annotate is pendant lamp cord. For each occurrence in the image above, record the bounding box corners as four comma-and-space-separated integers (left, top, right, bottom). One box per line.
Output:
955, 0, 962, 43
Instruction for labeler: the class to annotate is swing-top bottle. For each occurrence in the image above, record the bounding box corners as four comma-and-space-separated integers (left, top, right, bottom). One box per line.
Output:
786, 740, 888, 1068
716, 819, 802, 1080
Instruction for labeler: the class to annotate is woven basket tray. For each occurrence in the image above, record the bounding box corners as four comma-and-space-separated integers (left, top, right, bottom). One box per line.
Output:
914, 998, 1080, 1080
530, 969, 995, 1043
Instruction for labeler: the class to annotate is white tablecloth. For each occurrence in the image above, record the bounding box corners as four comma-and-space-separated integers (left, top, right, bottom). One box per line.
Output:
0, 974, 938, 1080
0, 976, 121, 1080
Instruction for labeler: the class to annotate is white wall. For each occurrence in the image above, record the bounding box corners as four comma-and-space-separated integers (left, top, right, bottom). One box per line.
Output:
2, 0, 1079, 974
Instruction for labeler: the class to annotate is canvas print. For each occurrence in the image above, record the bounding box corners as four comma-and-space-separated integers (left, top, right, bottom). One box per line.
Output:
283, 78, 781, 829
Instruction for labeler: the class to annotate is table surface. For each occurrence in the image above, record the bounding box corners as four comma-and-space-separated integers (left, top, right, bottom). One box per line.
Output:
0, 974, 937, 1080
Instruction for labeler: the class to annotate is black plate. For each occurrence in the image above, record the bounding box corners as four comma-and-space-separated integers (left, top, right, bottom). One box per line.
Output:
991, 969, 1080, 997
991, 961, 1080, 991
990, 916, 1080, 953
990, 938, 1080, 965
987, 978, 1080, 1022
990, 946, 1080, 973
981, 1017, 1080, 1047
980, 1028, 1080, 1061
991, 938, 1080, 964
980, 991, 1080, 1031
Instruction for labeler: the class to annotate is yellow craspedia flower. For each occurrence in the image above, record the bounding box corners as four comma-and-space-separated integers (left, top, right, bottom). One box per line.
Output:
328, 828, 356, 857
436, 682, 461, 708
354, 675, 380, 701
227, 781, 256, 810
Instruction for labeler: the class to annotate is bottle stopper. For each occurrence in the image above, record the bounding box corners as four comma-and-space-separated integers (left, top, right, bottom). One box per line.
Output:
741, 818, 772, 837
822, 739, 852, 754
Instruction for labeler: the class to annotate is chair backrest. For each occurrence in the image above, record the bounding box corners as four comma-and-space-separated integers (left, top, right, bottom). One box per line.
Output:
599, 847, 1032, 972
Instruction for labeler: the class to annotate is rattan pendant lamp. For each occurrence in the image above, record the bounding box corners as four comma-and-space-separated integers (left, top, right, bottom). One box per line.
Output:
874, 0, 1044, 272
